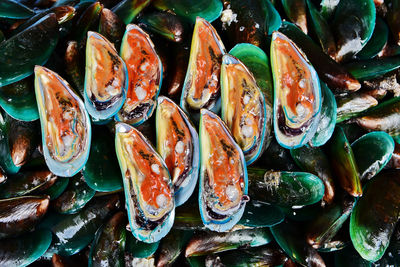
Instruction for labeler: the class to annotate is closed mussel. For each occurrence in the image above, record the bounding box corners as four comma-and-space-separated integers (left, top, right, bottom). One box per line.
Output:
115, 122, 175, 243
34, 66, 91, 177
271, 31, 321, 148
84, 31, 128, 121
221, 54, 268, 165
198, 109, 248, 232
156, 96, 199, 206
116, 24, 162, 126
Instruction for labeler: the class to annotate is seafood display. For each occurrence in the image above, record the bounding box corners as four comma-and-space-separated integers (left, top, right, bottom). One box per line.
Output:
1, 0, 400, 266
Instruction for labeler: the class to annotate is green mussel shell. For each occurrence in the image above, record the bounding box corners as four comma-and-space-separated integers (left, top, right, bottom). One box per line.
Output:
52, 173, 96, 214
271, 220, 325, 266
153, 0, 222, 23
125, 233, 160, 258
357, 17, 388, 59
88, 211, 126, 267
0, 229, 52, 267
157, 229, 192, 266
350, 170, 400, 262
112, 0, 151, 25
290, 146, 335, 205
0, 13, 59, 87
327, 126, 362, 197
332, 0, 375, 61
351, 131, 394, 181
0, 76, 38, 121
247, 168, 325, 208
0, 196, 49, 239
185, 228, 272, 257
50, 194, 121, 256
345, 56, 400, 81
0, 0, 35, 19
83, 126, 123, 192
336, 92, 378, 123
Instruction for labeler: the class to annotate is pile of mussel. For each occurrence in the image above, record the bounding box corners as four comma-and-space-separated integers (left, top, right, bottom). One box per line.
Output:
1, 0, 400, 266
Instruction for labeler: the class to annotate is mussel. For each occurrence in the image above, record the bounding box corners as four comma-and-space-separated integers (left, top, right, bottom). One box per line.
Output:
34, 66, 91, 177
198, 109, 248, 232
220, 54, 269, 165
180, 17, 226, 120
270, 31, 321, 148
155, 96, 199, 207
116, 24, 162, 126
115, 122, 174, 243
84, 31, 128, 121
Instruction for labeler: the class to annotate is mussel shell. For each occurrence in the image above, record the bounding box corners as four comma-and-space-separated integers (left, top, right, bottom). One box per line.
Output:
0, 0, 35, 19
332, 0, 376, 61
88, 211, 126, 267
350, 170, 400, 262
115, 122, 175, 243
327, 126, 362, 197
0, 196, 50, 239
351, 131, 394, 181
156, 96, 199, 206
50, 194, 121, 256
180, 17, 226, 121
34, 66, 91, 177
156, 229, 191, 266
153, 0, 222, 23
84, 31, 128, 121
271, 31, 322, 149
116, 24, 163, 126
185, 228, 272, 257
278, 21, 361, 92
221, 54, 268, 165
0, 229, 52, 267
281, 0, 308, 34
336, 92, 378, 123
198, 109, 248, 232
111, 0, 151, 25
290, 146, 335, 205
0, 13, 59, 87
310, 82, 337, 147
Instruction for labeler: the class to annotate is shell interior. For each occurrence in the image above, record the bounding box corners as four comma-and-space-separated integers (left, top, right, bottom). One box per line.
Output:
117, 24, 163, 126
156, 96, 200, 206
271, 31, 321, 149
84, 31, 128, 121
115, 122, 174, 243
34, 66, 91, 177
199, 109, 248, 232
180, 17, 226, 118
221, 54, 268, 165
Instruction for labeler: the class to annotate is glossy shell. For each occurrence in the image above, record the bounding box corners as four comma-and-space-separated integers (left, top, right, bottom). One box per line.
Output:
115, 122, 174, 243
116, 24, 163, 126
156, 96, 199, 206
271, 31, 321, 149
84, 31, 128, 121
221, 54, 268, 165
198, 109, 248, 232
180, 17, 226, 120
34, 66, 91, 177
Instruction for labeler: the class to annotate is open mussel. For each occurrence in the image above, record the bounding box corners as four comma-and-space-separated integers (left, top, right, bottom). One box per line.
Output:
84, 31, 128, 121
198, 109, 248, 232
180, 17, 226, 120
115, 24, 162, 126
156, 96, 199, 207
115, 122, 174, 243
271, 31, 321, 148
34, 66, 91, 177
220, 54, 269, 165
